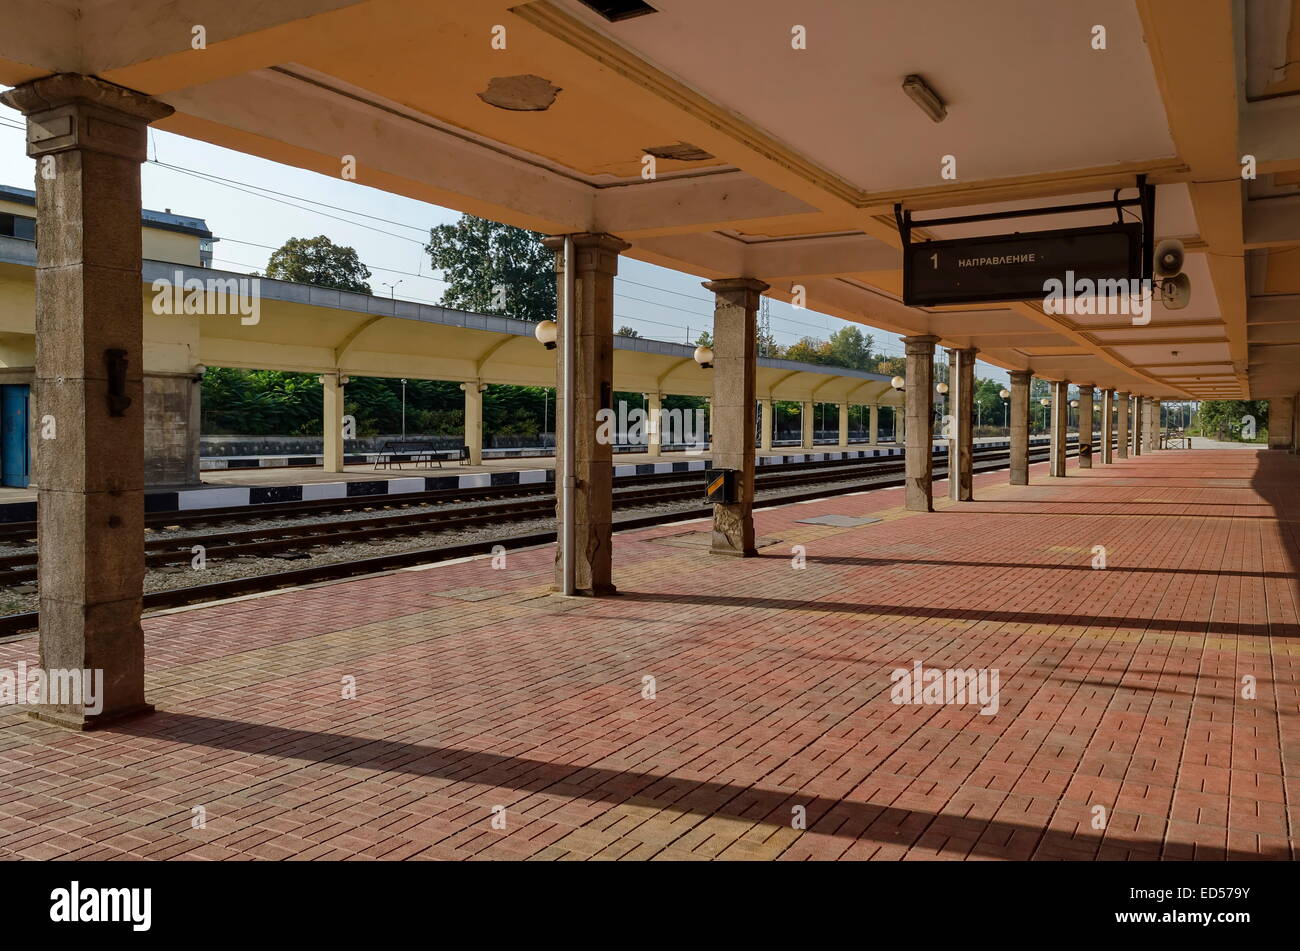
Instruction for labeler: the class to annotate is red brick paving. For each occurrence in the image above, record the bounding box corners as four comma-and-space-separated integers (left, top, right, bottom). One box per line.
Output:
0, 448, 1296, 860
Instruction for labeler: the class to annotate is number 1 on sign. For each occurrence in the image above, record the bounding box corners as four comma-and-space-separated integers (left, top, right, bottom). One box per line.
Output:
930, 252, 939, 269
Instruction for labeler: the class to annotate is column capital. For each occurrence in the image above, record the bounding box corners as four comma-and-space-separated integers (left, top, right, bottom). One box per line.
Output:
945, 346, 979, 356
902, 334, 940, 354
703, 277, 770, 296
1116, 390, 1130, 398
1009, 369, 1033, 385
541, 233, 631, 275
1, 74, 172, 162
542, 232, 631, 254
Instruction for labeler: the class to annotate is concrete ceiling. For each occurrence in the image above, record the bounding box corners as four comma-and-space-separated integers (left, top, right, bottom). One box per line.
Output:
0, 0, 1296, 400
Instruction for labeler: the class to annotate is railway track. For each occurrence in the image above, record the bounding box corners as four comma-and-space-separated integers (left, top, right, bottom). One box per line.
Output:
0, 440, 1068, 543
0, 443, 1074, 636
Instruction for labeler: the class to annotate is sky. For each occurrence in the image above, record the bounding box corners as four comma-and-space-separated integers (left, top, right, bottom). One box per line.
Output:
0, 98, 1011, 385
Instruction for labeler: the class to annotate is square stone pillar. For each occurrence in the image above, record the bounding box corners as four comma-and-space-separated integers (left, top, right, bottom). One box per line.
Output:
1116, 391, 1130, 459
704, 278, 767, 556
759, 398, 773, 452
646, 393, 663, 455
837, 401, 849, 447
903, 335, 939, 511
1009, 370, 1031, 485
1133, 397, 1144, 456
1101, 390, 1114, 464
1049, 380, 1070, 477
321, 372, 346, 472
2, 75, 173, 729
1269, 396, 1295, 450
948, 348, 976, 501
543, 233, 629, 595
1148, 400, 1162, 450
1077, 385, 1095, 468
143, 370, 201, 486
462, 381, 484, 464
800, 400, 814, 450
868, 404, 880, 445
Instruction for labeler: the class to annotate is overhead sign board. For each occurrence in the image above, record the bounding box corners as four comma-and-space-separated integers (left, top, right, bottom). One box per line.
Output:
902, 223, 1142, 307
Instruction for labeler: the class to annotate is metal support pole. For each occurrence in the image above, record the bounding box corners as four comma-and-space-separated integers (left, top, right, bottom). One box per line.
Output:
561, 236, 576, 596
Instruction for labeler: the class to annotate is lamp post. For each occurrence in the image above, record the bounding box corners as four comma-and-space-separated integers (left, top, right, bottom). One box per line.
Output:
1040, 396, 1050, 435
890, 376, 904, 441
999, 388, 1010, 434
936, 381, 949, 436
400, 378, 408, 437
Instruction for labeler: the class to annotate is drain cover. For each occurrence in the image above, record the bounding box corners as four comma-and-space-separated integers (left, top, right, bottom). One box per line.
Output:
653, 531, 782, 549
796, 514, 882, 527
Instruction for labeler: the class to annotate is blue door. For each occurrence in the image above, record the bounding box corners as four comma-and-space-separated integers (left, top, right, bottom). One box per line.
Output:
1, 384, 30, 488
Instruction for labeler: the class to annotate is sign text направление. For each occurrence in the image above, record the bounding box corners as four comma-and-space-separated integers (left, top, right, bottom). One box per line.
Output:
904, 223, 1141, 307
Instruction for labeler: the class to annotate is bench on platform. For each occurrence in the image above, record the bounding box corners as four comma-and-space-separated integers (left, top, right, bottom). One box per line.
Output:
372, 440, 441, 469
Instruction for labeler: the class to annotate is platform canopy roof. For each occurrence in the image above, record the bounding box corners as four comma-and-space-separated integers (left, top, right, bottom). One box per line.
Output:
0, 241, 901, 404
2, 0, 1296, 400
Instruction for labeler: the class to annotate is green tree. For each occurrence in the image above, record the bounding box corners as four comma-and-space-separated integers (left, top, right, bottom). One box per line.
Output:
825, 325, 874, 370
425, 214, 554, 322
1196, 400, 1269, 442
974, 378, 1006, 430
263, 235, 372, 293
873, 355, 906, 378
782, 335, 829, 365
617, 325, 640, 338
200, 368, 322, 435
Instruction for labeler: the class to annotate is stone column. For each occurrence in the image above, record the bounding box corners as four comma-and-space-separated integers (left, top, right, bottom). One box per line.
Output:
462, 381, 484, 465
322, 373, 346, 473
1009, 370, 1031, 485
903, 335, 939, 511
1077, 384, 1095, 468
143, 370, 201, 486
759, 398, 773, 453
837, 401, 849, 447
800, 400, 814, 450
1049, 380, 1070, 476
1133, 397, 1144, 456
1269, 397, 1295, 450
868, 404, 880, 445
543, 232, 629, 595
704, 278, 767, 556
1116, 391, 1130, 459
1148, 400, 1162, 451
948, 348, 976, 501
2, 75, 173, 729
1100, 390, 1114, 464
646, 393, 663, 456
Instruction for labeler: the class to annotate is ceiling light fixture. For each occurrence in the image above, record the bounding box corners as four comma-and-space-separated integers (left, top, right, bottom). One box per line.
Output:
902, 74, 947, 123
578, 0, 657, 22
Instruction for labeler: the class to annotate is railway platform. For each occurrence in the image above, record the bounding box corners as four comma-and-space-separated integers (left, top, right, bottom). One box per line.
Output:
1, 447, 1293, 861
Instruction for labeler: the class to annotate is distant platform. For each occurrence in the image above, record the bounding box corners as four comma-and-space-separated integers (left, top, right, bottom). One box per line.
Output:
0, 436, 1042, 519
